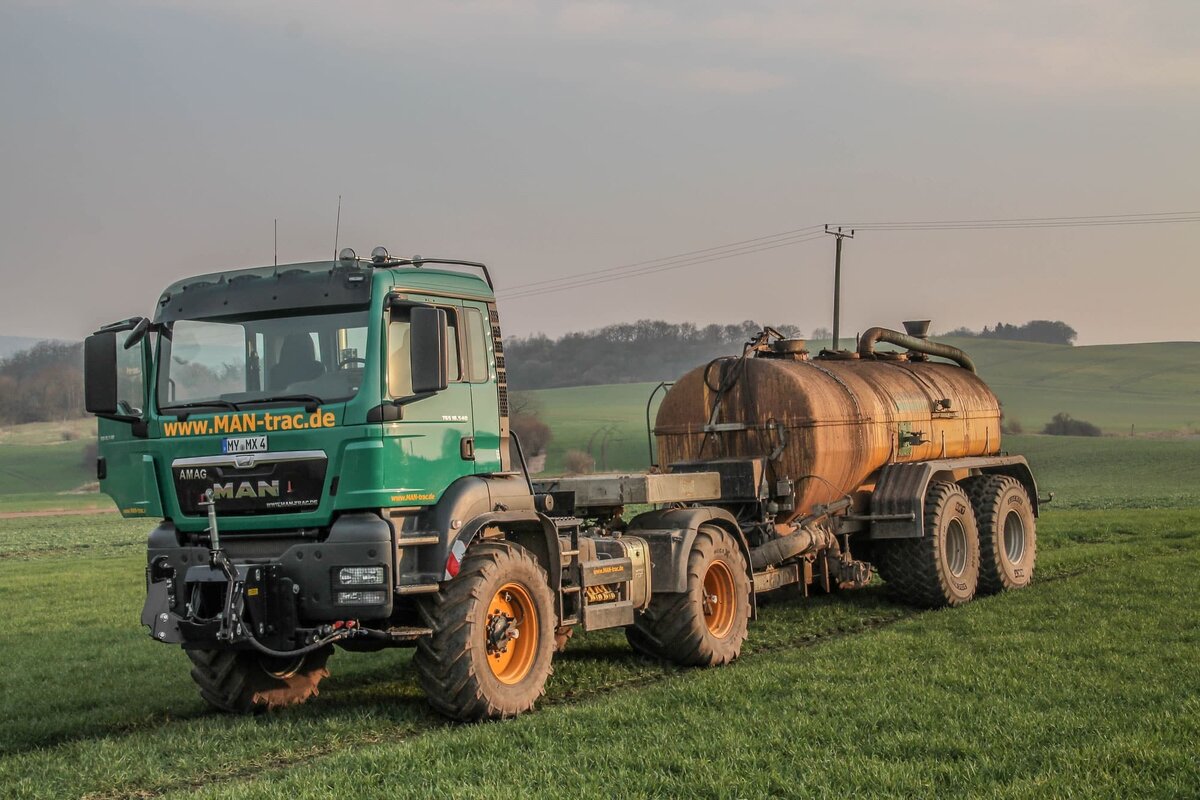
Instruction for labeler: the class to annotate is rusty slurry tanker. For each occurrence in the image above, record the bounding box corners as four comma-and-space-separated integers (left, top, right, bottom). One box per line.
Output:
646, 321, 1036, 613
88, 251, 1037, 720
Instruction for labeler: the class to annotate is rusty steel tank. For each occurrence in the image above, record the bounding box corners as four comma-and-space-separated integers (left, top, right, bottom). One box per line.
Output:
654, 323, 1002, 525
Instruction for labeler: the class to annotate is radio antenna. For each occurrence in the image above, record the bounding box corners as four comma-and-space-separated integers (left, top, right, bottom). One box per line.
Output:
274, 218, 278, 266
332, 195, 342, 261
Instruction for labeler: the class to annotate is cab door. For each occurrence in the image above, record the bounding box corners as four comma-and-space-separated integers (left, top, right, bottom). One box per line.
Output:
461, 300, 503, 474
381, 296, 475, 503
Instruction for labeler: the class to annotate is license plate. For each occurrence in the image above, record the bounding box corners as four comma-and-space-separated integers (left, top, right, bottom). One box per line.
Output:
222, 436, 268, 454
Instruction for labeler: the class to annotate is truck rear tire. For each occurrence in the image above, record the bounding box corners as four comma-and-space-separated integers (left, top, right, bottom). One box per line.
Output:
186, 646, 332, 714
965, 475, 1037, 594
414, 541, 555, 721
875, 481, 980, 607
626, 525, 750, 666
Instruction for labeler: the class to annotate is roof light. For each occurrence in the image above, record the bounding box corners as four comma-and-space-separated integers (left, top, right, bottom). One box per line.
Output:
338, 247, 357, 261
370, 246, 390, 264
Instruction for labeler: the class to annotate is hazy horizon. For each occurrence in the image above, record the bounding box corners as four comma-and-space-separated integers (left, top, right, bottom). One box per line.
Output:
2, 2, 1197, 346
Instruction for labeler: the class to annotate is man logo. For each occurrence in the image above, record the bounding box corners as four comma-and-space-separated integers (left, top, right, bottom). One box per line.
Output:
211, 480, 281, 500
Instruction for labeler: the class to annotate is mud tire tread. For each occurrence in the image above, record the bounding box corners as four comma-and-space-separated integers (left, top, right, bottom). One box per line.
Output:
964, 474, 1037, 595
625, 525, 750, 667
874, 481, 979, 608
413, 541, 555, 721
186, 646, 331, 714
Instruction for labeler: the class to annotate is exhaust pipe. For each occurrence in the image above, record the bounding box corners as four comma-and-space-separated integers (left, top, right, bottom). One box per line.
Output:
858, 323, 976, 373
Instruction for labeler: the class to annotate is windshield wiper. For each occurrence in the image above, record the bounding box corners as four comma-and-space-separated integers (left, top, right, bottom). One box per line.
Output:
160, 399, 241, 417
238, 394, 325, 412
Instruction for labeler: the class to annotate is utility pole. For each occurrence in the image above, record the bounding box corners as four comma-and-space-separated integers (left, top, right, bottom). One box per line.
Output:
824, 225, 855, 351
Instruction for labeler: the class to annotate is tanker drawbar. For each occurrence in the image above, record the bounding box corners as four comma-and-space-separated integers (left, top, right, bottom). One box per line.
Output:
88, 249, 1039, 721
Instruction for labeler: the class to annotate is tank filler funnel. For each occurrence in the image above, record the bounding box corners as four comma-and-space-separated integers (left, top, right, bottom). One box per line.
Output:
902, 320, 931, 339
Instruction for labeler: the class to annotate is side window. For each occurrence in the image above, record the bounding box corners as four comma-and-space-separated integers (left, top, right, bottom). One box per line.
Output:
388, 307, 413, 398
465, 308, 489, 382
446, 309, 462, 382
389, 303, 462, 396
116, 343, 145, 415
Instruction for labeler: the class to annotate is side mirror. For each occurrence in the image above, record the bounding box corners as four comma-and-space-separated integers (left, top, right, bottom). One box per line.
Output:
410, 306, 449, 394
84, 332, 120, 415
85, 331, 146, 419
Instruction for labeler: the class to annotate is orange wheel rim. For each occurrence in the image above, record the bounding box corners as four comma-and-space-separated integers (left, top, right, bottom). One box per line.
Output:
485, 582, 539, 684
701, 560, 736, 638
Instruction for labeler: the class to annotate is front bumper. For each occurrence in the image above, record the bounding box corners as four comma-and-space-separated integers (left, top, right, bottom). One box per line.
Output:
141, 513, 394, 649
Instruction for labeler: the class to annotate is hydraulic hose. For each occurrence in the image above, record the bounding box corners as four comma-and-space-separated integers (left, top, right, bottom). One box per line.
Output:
857, 327, 976, 373
244, 627, 357, 659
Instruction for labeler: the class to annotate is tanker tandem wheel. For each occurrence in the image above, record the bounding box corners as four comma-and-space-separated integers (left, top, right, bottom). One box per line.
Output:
874, 481, 981, 608
964, 474, 1038, 594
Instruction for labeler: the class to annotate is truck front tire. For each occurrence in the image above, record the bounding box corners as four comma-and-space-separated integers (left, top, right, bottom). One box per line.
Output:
626, 524, 750, 666
414, 541, 556, 721
875, 481, 980, 607
186, 646, 332, 714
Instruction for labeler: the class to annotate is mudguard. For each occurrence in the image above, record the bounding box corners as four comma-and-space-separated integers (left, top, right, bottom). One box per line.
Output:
626, 506, 754, 602
869, 455, 1039, 540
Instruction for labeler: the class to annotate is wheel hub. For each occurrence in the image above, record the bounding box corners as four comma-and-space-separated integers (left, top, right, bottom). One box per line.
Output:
483, 583, 539, 685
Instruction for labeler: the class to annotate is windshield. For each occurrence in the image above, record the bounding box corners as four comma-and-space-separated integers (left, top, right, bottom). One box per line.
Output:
157, 309, 369, 409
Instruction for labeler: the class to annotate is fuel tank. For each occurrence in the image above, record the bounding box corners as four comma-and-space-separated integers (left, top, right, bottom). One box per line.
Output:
654, 345, 1001, 524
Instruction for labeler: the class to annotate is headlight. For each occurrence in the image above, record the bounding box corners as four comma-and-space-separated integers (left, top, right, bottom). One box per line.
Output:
337, 590, 388, 605
338, 566, 385, 585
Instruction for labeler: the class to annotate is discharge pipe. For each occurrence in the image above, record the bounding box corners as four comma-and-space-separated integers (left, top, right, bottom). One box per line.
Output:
857, 322, 976, 373
749, 525, 838, 571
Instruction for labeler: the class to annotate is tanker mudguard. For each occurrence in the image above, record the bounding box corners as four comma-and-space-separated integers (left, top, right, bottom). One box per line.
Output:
625, 506, 754, 605
868, 455, 1038, 540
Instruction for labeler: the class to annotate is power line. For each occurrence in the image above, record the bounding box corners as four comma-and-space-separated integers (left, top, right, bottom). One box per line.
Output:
498, 209, 1200, 302
842, 210, 1200, 230
502, 224, 824, 293
500, 232, 828, 300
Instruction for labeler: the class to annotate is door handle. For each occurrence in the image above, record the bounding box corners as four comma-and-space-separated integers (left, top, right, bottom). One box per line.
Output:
460, 436, 476, 461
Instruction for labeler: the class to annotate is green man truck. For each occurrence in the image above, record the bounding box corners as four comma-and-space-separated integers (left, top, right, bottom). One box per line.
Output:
85, 247, 1039, 720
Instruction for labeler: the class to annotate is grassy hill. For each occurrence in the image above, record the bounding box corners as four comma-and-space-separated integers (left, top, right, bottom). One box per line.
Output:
530, 337, 1200, 474
939, 337, 1200, 435
1, 336, 1198, 510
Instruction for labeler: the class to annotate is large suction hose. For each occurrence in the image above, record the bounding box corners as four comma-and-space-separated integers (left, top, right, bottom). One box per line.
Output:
857, 327, 976, 373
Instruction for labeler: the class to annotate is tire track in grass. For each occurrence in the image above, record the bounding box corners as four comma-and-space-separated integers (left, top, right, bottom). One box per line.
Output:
70, 565, 1103, 800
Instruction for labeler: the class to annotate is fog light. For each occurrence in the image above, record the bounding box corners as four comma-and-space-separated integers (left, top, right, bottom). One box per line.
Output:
337, 590, 387, 605
338, 566, 385, 585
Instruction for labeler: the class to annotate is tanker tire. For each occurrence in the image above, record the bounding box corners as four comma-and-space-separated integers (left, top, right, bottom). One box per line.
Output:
186, 646, 331, 714
965, 475, 1037, 594
413, 541, 555, 721
625, 525, 750, 667
875, 481, 980, 608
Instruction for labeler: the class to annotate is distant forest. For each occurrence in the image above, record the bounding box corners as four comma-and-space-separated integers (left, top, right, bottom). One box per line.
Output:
944, 320, 1077, 346
0, 316, 1079, 421
0, 341, 84, 424
505, 320, 802, 390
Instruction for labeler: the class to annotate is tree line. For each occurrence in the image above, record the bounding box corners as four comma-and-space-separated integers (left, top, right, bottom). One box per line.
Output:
504, 319, 803, 390
0, 341, 84, 424
943, 320, 1077, 346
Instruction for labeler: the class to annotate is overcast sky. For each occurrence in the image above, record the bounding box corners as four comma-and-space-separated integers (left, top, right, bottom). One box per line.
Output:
2, 1, 1197, 345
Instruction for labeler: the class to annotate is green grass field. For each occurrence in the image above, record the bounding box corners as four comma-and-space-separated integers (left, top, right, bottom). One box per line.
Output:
0, 339, 1197, 796
0, 504, 1196, 798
